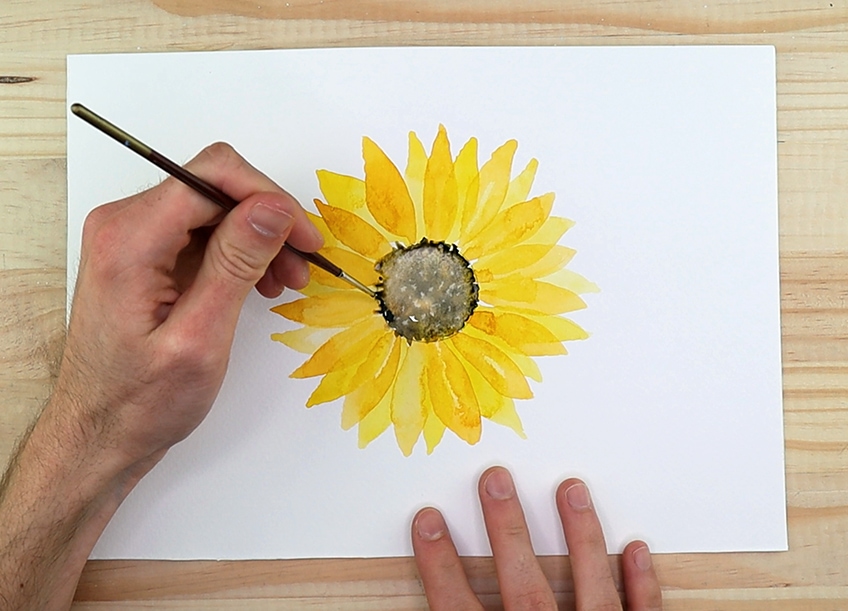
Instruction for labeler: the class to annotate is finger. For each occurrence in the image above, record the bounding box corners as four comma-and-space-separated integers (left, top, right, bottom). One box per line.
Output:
166, 191, 297, 338
622, 541, 662, 611
261, 248, 311, 296
478, 467, 557, 610
119, 142, 323, 267
556, 479, 622, 611
411, 508, 483, 611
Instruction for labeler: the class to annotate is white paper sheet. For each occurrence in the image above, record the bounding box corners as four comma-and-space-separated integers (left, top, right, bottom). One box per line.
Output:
66, 46, 786, 559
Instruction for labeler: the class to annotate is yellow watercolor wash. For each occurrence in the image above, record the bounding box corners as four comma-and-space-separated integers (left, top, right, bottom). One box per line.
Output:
271, 126, 598, 456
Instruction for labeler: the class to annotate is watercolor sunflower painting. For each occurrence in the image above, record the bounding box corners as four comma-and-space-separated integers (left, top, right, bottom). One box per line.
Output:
270, 126, 598, 456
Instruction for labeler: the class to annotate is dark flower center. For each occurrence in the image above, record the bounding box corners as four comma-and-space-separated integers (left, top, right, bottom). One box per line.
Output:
376, 239, 478, 343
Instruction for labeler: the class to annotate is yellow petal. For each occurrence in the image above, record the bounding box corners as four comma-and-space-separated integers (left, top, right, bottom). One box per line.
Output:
405, 131, 427, 233
527, 216, 575, 246
523, 245, 577, 279
450, 137, 479, 244
468, 308, 566, 357
358, 389, 392, 448
271, 291, 377, 328
290, 316, 388, 378
426, 343, 481, 445
461, 139, 517, 243
543, 268, 601, 294
449, 344, 526, 438
363, 136, 417, 243
503, 158, 538, 209
488, 398, 526, 438
391, 343, 428, 456
316, 170, 366, 212
306, 211, 338, 248
480, 276, 587, 315
270, 326, 338, 354
308, 247, 380, 291
447, 332, 532, 400
522, 312, 589, 342
342, 338, 403, 429
306, 330, 396, 406
476, 244, 575, 279
306, 365, 358, 406
423, 125, 458, 241
462, 323, 542, 382
423, 410, 447, 454
296, 281, 337, 297
462, 193, 554, 260
315, 200, 391, 259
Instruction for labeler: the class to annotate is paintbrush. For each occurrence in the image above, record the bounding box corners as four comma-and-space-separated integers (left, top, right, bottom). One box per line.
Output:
70, 103, 377, 298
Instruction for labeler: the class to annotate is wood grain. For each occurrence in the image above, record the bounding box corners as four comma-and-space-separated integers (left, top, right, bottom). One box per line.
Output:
1, 0, 847, 608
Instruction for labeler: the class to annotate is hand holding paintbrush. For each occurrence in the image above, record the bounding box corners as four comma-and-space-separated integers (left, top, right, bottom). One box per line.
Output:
71, 103, 376, 298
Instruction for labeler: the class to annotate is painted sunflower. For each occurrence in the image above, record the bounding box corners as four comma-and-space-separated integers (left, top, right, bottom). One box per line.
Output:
271, 126, 597, 455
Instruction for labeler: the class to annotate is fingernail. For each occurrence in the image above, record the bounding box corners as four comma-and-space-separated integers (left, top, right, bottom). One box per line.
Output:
248, 202, 294, 238
484, 468, 515, 500
416, 509, 445, 542
565, 482, 591, 511
633, 545, 652, 571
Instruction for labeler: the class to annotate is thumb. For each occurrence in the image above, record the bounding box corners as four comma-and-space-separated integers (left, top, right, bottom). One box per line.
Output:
170, 192, 297, 335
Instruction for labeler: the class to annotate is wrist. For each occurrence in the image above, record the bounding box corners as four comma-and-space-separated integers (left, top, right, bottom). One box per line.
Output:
0, 395, 157, 608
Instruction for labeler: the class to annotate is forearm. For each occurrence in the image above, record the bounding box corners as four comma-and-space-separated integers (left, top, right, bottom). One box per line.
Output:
0, 396, 155, 611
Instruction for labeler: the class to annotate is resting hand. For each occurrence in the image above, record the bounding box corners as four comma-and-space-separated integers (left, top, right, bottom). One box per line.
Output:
412, 467, 662, 610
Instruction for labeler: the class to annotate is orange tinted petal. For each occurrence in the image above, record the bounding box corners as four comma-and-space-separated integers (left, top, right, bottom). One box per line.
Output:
342, 338, 403, 429
453, 347, 526, 438
423, 125, 458, 241
468, 308, 566, 356
460, 139, 516, 243
463, 193, 554, 260
426, 343, 481, 445
308, 247, 380, 291
306, 330, 396, 406
315, 200, 391, 259
363, 136, 417, 243
476, 244, 574, 279
448, 332, 532, 400
290, 316, 388, 378
480, 276, 587, 315
405, 131, 427, 232
450, 137, 479, 244
306, 211, 338, 248
271, 291, 377, 328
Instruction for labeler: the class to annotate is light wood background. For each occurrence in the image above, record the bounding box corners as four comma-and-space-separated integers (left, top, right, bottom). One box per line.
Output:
2, 1, 847, 609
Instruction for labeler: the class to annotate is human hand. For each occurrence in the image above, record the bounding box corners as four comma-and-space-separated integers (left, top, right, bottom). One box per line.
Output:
54, 142, 323, 469
0, 142, 323, 610
412, 467, 661, 610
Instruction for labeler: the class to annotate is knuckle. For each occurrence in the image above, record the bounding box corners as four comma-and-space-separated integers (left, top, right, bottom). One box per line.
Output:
512, 587, 556, 610
501, 523, 529, 539
201, 141, 242, 169
82, 202, 118, 242
210, 236, 267, 284
159, 328, 220, 378
81, 208, 127, 276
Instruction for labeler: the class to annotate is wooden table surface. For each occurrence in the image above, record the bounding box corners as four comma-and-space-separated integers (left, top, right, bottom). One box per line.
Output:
2, 1, 847, 609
